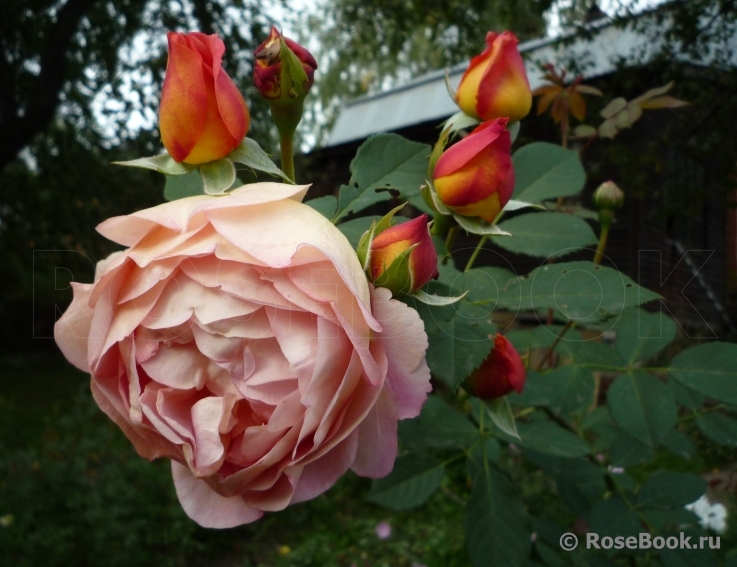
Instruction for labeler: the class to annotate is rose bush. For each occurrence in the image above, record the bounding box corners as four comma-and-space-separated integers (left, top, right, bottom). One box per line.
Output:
54, 182, 431, 528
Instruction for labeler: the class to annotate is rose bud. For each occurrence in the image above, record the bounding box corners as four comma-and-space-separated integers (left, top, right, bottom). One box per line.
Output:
432, 119, 514, 222
455, 31, 532, 123
369, 214, 439, 295
254, 27, 318, 134
593, 180, 624, 211
467, 335, 526, 400
159, 32, 250, 165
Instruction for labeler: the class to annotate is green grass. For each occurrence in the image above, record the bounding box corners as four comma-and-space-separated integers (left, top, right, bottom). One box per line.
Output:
0, 352, 467, 567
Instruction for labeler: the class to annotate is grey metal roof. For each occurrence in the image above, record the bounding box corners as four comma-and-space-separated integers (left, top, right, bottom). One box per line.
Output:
325, 18, 659, 147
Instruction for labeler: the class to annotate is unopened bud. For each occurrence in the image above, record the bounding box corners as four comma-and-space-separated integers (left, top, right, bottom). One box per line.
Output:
593, 181, 624, 211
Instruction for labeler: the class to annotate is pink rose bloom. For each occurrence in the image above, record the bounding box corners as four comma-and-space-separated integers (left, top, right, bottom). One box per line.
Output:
54, 183, 431, 528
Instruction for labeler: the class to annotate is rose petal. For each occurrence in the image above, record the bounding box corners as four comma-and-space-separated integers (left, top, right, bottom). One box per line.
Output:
172, 461, 263, 528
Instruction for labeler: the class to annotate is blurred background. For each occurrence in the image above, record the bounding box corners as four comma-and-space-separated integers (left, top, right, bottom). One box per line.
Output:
1, 0, 735, 565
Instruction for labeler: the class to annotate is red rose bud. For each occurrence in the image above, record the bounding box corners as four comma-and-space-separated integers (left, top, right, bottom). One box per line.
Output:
432, 119, 514, 223
467, 335, 526, 400
254, 27, 317, 135
370, 214, 439, 295
159, 32, 250, 165
456, 31, 532, 123
254, 27, 317, 100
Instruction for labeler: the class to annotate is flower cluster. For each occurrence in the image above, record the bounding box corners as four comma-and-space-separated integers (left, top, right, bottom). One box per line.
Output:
428, 31, 531, 225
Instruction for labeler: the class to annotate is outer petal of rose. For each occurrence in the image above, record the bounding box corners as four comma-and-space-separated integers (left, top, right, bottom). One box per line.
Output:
54, 282, 97, 372
206, 198, 378, 330
433, 119, 508, 179
96, 183, 310, 247
160, 33, 208, 163
476, 32, 532, 123
215, 67, 249, 141
350, 390, 397, 478
290, 430, 359, 504
371, 287, 431, 419
171, 461, 263, 528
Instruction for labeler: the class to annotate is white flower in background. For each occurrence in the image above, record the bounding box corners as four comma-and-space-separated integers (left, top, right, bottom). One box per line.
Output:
685, 495, 728, 534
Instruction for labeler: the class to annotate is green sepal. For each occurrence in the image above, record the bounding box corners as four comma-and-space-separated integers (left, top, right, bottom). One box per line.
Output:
486, 397, 520, 440
356, 202, 407, 272
428, 126, 452, 177
228, 138, 292, 182
373, 243, 418, 295
113, 154, 194, 175
356, 220, 377, 272
453, 213, 512, 236
411, 288, 469, 306
200, 158, 236, 195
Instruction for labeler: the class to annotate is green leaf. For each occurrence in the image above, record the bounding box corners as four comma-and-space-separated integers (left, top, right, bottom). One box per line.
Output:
305, 195, 337, 219
367, 454, 444, 510
486, 398, 520, 439
512, 142, 586, 203
607, 371, 677, 447
406, 395, 479, 450
667, 380, 706, 410
510, 366, 595, 415
416, 295, 495, 389
460, 267, 522, 312
615, 308, 676, 364
696, 412, 737, 446
670, 342, 737, 404
465, 464, 530, 567
113, 153, 194, 175
495, 212, 597, 259
505, 325, 574, 352
228, 138, 291, 181
637, 470, 706, 509
609, 433, 655, 466
510, 262, 661, 323
164, 171, 204, 201
200, 158, 236, 195
661, 429, 697, 459
335, 134, 430, 220
336, 216, 382, 248
453, 213, 512, 236
555, 339, 626, 368
511, 420, 590, 458
588, 497, 641, 539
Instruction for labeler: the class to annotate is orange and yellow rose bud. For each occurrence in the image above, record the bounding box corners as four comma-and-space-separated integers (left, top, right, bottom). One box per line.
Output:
432, 118, 514, 223
467, 335, 526, 400
455, 31, 532, 124
369, 214, 439, 295
159, 32, 250, 165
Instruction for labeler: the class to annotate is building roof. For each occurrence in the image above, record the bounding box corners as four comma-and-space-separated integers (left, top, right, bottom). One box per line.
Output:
326, 17, 661, 147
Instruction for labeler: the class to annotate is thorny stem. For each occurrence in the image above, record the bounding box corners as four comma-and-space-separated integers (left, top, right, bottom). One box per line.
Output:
536, 320, 576, 371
